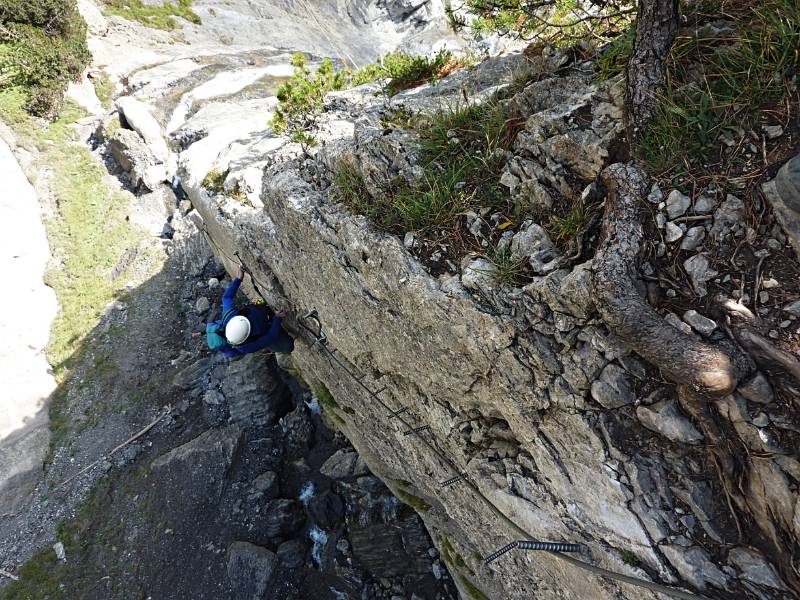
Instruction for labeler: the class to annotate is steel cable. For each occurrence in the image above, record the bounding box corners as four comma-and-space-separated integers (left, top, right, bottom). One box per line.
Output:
201, 225, 707, 600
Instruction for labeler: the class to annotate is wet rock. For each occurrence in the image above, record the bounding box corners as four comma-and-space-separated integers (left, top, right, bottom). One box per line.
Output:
680, 226, 705, 251
277, 539, 306, 569
684, 254, 718, 296
320, 449, 369, 480
590, 363, 634, 409
309, 490, 345, 529
248, 471, 278, 501
665, 190, 691, 219
226, 541, 278, 600
709, 194, 744, 239
636, 400, 703, 444
511, 222, 560, 274
738, 372, 774, 404
682, 310, 716, 336
729, 547, 785, 589
264, 499, 305, 539
661, 545, 730, 590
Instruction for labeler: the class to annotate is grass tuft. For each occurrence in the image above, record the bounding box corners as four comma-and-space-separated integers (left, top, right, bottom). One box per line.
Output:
201, 168, 227, 194
90, 71, 114, 109
638, 0, 800, 175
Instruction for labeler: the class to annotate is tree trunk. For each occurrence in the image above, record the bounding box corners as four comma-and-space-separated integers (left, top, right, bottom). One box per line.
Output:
624, 0, 679, 146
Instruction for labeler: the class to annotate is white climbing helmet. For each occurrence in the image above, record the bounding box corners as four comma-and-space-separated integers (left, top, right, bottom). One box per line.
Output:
225, 315, 251, 345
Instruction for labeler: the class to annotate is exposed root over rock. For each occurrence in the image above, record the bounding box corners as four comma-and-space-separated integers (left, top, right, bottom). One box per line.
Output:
594, 161, 800, 595
593, 162, 752, 398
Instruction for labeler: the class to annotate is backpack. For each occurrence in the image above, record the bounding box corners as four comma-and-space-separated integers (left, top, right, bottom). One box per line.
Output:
206, 308, 237, 351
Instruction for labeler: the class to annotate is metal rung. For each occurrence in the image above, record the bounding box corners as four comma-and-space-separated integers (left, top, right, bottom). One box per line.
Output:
388, 407, 408, 419
517, 541, 581, 553
403, 425, 430, 436
373, 386, 387, 396
441, 474, 466, 488
484, 541, 582, 565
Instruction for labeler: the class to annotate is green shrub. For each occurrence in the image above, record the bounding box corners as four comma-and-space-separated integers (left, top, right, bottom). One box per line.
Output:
271, 50, 464, 150
269, 53, 337, 151
102, 0, 201, 31
595, 26, 635, 81
461, 0, 634, 47
0, 0, 91, 116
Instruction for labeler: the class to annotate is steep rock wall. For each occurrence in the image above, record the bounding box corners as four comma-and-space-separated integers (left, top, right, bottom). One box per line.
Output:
174, 55, 772, 600
100, 36, 796, 598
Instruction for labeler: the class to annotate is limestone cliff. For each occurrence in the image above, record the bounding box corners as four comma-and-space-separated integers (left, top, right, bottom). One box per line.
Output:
148, 50, 797, 600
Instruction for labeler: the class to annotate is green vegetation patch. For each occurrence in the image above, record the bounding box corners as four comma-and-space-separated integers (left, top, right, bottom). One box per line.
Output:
638, 0, 800, 176
102, 0, 201, 31
332, 99, 542, 279
90, 71, 115, 109
395, 487, 432, 513
456, 573, 490, 600
0, 0, 91, 116
270, 50, 466, 149
595, 26, 635, 82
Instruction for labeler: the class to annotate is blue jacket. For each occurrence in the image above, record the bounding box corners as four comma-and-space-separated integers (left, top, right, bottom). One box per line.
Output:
216, 278, 283, 358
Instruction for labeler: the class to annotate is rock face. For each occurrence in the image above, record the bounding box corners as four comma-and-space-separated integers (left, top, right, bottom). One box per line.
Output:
762, 154, 800, 259
97, 30, 797, 600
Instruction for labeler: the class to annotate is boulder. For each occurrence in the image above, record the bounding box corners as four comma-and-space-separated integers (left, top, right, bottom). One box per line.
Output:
116, 96, 170, 164
320, 449, 369, 480
226, 541, 278, 600
109, 128, 167, 191
762, 154, 800, 259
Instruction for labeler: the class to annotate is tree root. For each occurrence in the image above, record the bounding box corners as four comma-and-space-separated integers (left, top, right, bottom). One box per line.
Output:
593, 162, 752, 399
594, 161, 800, 594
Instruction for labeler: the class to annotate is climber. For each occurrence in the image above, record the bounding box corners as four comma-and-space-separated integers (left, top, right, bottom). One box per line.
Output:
200, 267, 294, 357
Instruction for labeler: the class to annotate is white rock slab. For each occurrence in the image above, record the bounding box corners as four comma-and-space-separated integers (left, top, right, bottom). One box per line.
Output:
0, 138, 58, 516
